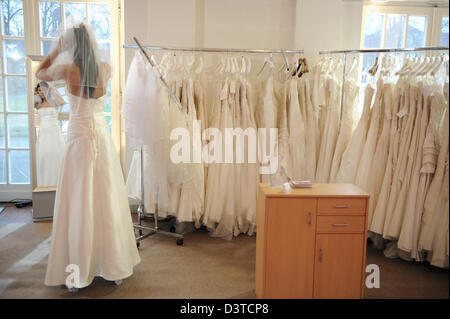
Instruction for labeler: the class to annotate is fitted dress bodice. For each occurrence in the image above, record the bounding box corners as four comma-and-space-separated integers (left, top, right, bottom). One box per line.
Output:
38, 107, 59, 129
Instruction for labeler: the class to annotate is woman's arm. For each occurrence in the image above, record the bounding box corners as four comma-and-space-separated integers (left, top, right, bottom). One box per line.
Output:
50, 87, 66, 106
36, 40, 69, 81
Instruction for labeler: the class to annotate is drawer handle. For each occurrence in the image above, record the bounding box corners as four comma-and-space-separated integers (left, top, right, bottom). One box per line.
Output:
319, 248, 323, 262
334, 204, 350, 208
308, 211, 312, 226
332, 223, 349, 227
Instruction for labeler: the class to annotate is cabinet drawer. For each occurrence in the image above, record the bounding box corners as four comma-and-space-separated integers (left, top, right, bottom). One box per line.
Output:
317, 216, 366, 233
317, 198, 366, 215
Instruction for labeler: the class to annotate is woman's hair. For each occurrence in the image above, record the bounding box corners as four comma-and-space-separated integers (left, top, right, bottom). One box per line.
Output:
37, 81, 50, 99
72, 24, 99, 98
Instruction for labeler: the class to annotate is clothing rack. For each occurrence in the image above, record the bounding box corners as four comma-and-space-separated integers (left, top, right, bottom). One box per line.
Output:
318, 46, 450, 125
123, 43, 304, 54
125, 38, 305, 247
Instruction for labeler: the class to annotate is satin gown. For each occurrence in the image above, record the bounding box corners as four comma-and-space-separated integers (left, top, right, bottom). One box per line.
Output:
36, 107, 65, 187
45, 93, 141, 288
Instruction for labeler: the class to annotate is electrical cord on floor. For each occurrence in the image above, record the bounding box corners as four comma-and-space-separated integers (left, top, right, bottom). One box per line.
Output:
0, 199, 33, 208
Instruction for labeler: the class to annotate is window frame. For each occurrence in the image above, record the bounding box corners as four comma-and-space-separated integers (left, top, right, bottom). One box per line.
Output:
0, 0, 121, 200
0, 0, 31, 191
360, 5, 436, 50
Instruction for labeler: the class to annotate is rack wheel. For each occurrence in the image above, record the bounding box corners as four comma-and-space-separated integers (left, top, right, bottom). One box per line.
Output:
67, 287, 79, 293
139, 229, 143, 236
176, 239, 184, 246
136, 241, 140, 248
170, 226, 176, 233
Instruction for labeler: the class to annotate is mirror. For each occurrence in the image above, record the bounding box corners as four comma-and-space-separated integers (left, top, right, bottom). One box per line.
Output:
27, 55, 69, 220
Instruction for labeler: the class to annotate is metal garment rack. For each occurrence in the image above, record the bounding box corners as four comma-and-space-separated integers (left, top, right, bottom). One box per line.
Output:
124, 38, 304, 247
318, 46, 450, 125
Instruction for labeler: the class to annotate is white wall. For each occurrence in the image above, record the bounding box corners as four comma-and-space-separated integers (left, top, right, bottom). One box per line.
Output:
121, 0, 364, 177
123, 0, 363, 73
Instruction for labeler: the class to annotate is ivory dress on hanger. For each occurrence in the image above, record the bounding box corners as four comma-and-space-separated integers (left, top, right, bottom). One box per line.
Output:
329, 79, 359, 183
336, 84, 375, 183
36, 107, 65, 187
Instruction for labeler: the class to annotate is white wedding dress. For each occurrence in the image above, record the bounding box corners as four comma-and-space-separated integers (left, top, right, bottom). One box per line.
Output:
36, 107, 65, 187
45, 92, 141, 288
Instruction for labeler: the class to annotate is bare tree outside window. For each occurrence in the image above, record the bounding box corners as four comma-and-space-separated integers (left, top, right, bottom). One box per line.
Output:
40, 1, 61, 38
1, 0, 24, 36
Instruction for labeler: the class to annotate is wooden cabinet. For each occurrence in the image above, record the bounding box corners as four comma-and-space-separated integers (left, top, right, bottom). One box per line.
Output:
255, 184, 369, 299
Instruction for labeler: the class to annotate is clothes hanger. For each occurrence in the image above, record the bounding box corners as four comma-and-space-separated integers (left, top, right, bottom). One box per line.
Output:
368, 56, 379, 76
257, 53, 274, 77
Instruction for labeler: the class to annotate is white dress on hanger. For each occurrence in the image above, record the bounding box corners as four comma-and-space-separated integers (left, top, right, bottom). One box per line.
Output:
315, 76, 341, 183
287, 78, 306, 180
45, 93, 141, 288
355, 78, 385, 192
366, 83, 394, 226
256, 73, 278, 183
36, 107, 65, 187
240, 78, 259, 235
370, 84, 404, 234
299, 78, 317, 181
383, 85, 418, 239
329, 79, 359, 183
397, 83, 430, 255
335, 84, 375, 183
419, 85, 449, 268
204, 80, 236, 239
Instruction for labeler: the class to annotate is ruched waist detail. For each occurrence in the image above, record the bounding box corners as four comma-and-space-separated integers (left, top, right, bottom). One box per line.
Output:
67, 113, 109, 160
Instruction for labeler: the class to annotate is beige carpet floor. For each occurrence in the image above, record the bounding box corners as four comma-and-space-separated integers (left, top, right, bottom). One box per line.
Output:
0, 207, 448, 299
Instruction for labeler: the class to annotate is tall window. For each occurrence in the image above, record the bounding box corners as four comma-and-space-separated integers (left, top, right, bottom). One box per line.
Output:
0, 0, 29, 185
39, 1, 112, 129
440, 16, 449, 46
360, 5, 436, 83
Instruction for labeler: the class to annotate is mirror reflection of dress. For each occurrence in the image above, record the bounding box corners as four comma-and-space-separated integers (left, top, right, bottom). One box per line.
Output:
36, 106, 65, 186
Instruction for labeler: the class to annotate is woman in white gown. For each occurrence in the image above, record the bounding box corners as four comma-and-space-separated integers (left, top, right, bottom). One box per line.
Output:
37, 22, 140, 289
34, 82, 66, 187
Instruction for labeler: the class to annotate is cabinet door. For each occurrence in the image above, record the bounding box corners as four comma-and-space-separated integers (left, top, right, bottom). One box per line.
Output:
314, 234, 364, 299
265, 198, 316, 298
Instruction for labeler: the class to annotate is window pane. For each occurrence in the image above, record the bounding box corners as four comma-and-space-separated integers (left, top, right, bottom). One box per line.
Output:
104, 115, 112, 131
104, 81, 111, 113
40, 1, 62, 38
385, 15, 405, 48
361, 53, 381, 84
89, 3, 110, 40
9, 150, 30, 184
56, 86, 70, 112
0, 77, 3, 111
406, 16, 427, 48
1, 0, 24, 37
65, 2, 86, 23
97, 41, 110, 62
3, 39, 25, 74
0, 114, 4, 147
58, 120, 68, 140
363, 14, 384, 48
7, 114, 28, 148
6, 77, 27, 112
0, 150, 5, 184
41, 40, 54, 56
441, 16, 449, 46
